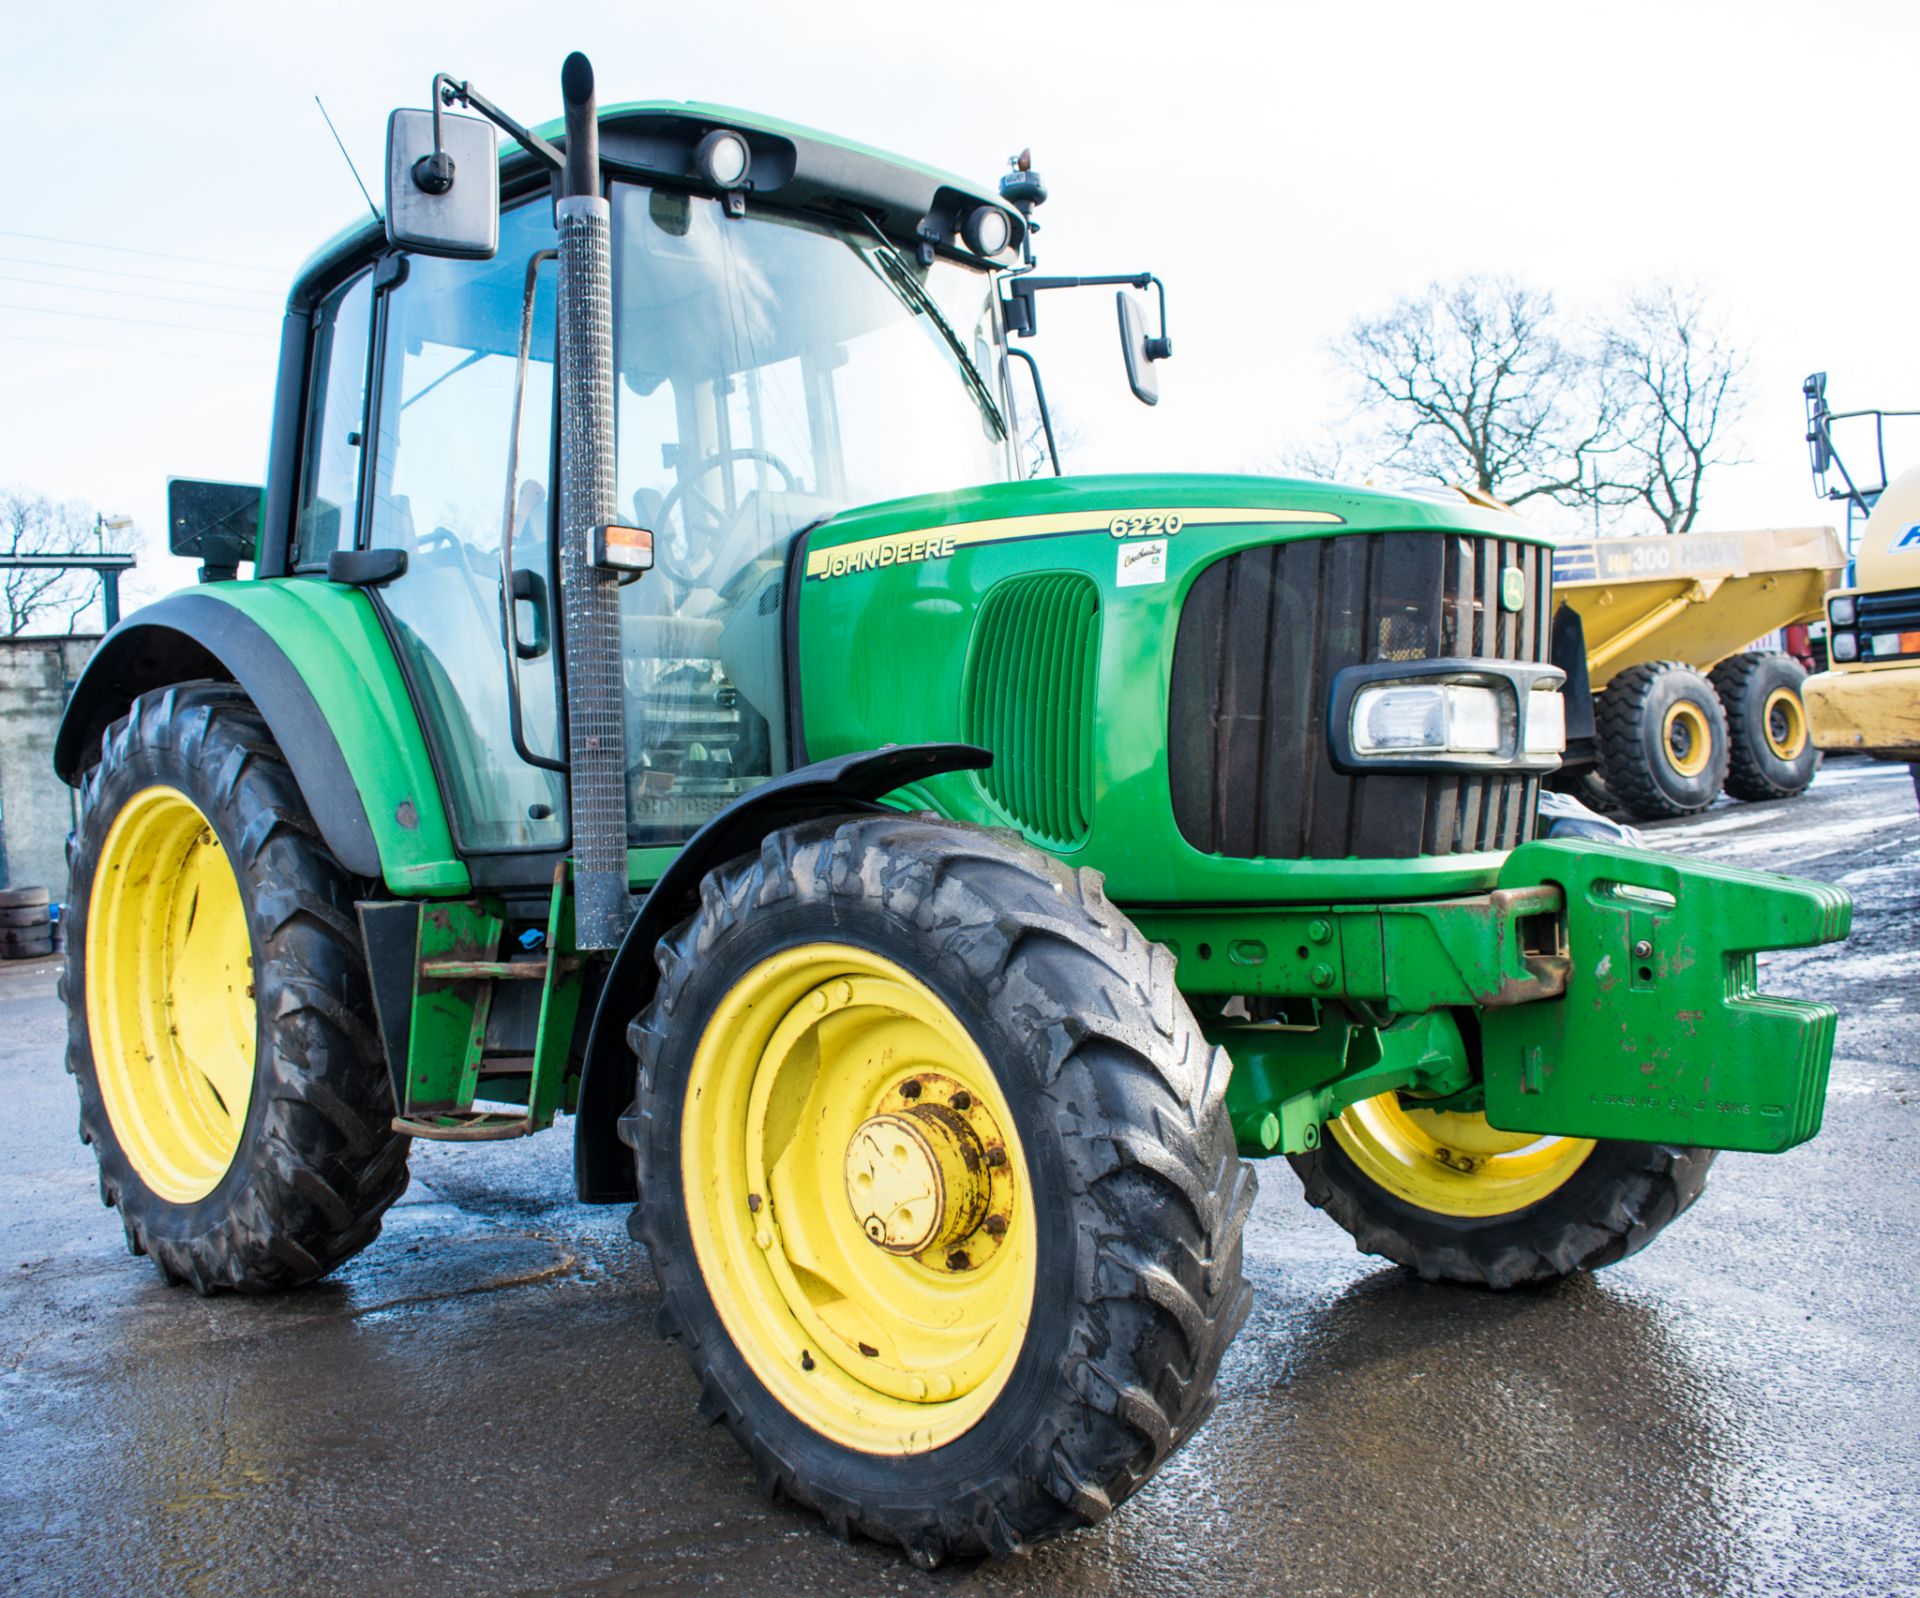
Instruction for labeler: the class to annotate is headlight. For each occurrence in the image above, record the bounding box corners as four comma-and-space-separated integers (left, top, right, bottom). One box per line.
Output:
1831, 631, 1860, 662
693, 129, 752, 188
1830, 594, 1857, 627
1330, 659, 1565, 772
1352, 683, 1503, 755
1525, 688, 1567, 753
962, 203, 1013, 257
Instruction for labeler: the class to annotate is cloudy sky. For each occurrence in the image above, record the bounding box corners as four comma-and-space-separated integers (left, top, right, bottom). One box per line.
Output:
1, 0, 1914, 618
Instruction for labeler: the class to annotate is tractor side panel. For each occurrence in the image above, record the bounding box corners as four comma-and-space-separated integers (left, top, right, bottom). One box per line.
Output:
793, 473, 1551, 905
59, 580, 468, 897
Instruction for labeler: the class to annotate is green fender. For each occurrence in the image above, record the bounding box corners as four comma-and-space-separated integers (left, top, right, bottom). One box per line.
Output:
55, 580, 469, 897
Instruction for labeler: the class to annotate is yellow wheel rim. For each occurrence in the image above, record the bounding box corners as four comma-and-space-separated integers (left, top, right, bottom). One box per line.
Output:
1330, 1094, 1594, 1218
85, 786, 256, 1204
680, 942, 1036, 1454
1661, 700, 1713, 778
1762, 686, 1808, 761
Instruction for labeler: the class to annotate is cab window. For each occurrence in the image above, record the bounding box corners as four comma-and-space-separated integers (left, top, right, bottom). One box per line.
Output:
292, 270, 372, 569
365, 201, 565, 852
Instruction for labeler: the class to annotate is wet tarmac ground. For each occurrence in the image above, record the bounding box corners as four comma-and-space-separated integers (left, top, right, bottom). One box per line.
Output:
3, 757, 1917, 1597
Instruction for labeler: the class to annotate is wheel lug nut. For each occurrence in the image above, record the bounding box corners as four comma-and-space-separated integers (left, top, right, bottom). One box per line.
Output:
985, 1146, 1006, 1168
946, 1250, 970, 1271
951, 1090, 972, 1111
900, 1079, 922, 1100
982, 1215, 1007, 1238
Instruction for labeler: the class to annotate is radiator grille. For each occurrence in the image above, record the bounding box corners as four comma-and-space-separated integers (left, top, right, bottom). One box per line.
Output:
965, 573, 1099, 848
1168, 532, 1552, 860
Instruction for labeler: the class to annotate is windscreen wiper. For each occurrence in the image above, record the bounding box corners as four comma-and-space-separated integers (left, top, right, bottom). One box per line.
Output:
853, 212, 1007, 441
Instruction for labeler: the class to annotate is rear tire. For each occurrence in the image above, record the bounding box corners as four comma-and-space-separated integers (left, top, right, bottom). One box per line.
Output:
1712, 651, 1819, 801
64, 682, 408, 1293
626, 814, 1253, 1563
1596, 660, 1730, 819
1290, 1098, 1715, 1288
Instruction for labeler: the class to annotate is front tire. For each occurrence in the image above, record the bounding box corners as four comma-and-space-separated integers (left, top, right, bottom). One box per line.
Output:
1290, 1094, 1714, 1288
625, 815, 1253, 1564
64, 683, 409, 1293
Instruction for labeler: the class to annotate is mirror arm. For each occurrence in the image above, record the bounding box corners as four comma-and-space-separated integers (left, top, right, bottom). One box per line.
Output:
1003, 271, 1172, 357
431, 72, 564, 174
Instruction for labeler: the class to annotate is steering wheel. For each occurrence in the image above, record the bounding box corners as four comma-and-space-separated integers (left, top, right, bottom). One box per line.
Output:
653, 447, 799, 587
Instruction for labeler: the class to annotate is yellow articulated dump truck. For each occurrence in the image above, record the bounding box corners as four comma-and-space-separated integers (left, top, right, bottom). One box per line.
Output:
1799, 374, 1920, 805
1550, 524, 1844, 820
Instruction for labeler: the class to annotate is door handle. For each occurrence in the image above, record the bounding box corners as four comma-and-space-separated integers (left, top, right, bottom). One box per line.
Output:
507, 567, 550, 660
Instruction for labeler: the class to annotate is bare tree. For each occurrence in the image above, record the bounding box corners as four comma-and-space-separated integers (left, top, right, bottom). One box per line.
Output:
0, 488, 137, 635
1333, 277, 1618, 512
1597, 283, 1745, 535
1266, 428, 1355, 484
1017, 404, 1085, 479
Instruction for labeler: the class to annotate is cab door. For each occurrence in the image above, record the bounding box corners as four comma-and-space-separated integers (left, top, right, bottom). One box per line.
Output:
362, 200, 567, 861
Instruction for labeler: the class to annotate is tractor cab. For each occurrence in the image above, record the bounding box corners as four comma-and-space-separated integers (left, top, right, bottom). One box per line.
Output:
285, 103, 1034, 864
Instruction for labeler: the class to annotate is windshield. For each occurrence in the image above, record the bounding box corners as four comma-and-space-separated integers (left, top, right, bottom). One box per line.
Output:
607, 184, 1016, 843
612, 185, 1013, 553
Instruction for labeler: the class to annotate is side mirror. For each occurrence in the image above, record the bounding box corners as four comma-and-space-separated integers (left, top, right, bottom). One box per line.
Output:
1117, 291, 1162, 407
1803, 371, 1833, 476
167, 478, 261, 580
385, 108, 499, 259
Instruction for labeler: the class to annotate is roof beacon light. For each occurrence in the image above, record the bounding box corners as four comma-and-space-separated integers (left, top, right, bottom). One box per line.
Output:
962, 204, 1012, 258
694, 129, 752, 189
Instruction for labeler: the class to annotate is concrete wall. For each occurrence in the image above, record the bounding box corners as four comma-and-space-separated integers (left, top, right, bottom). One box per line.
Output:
0, 637, 97, 901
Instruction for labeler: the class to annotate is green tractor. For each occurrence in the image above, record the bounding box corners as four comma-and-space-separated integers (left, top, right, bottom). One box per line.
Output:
57, 54, 1850, 1564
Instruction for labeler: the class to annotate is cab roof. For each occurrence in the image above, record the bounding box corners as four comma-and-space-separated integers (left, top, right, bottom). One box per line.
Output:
288, 98, 1022, 310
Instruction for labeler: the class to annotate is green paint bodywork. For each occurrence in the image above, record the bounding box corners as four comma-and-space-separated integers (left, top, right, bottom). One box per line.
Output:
1216, 1010, 1475, 1156
408, 899, 504, 1118
793, 474, 1851, 1156
130, 465, 1849, 1161
796, 472, 1535, 903
400, 871, 583, 1134
1480, 840, 1851, 1153
1197, 837, 1850, 1157
177, 579, 469, 897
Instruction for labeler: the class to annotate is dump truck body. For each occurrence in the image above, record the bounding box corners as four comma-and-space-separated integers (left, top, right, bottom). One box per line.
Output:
1553, 524, 1842, 689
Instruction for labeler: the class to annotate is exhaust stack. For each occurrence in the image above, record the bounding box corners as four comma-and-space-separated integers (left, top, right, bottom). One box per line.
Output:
553, 51, 631, 950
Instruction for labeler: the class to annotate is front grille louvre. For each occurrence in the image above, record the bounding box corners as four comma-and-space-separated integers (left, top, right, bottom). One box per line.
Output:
1855, 586, 1920, 631
965, 573, 1099, 848
1168, 532, 1552, 861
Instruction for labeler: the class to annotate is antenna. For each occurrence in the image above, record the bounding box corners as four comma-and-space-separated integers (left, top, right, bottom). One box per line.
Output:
313, 96, 381, 224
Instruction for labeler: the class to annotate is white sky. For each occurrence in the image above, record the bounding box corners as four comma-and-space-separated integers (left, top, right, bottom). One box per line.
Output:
2, 0, 1915, 620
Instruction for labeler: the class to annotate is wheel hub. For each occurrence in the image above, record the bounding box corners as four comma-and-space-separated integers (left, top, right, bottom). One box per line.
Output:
844, 1106, 986, 1254
844, 1071, 1015, 1271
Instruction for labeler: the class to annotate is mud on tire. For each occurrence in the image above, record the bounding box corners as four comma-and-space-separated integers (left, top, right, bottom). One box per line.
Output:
64, 682, 408, 1293
626, 814, 1255, 1564
1289, 1133, 1716, 1289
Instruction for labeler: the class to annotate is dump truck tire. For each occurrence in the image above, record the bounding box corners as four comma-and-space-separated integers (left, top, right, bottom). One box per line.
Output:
625, 814, 1254, 1565
1289, 1103, 1716, 1288
1712, 651, 1818, 801
1596, 660, 1730, 819
63, 682, 408, 1293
